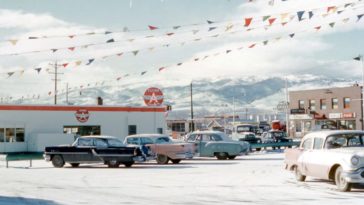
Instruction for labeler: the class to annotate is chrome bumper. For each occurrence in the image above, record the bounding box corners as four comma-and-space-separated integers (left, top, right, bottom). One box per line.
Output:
133, 156, 155, 162
343, 168, 364, 183
175, 152, 194, 159
43, 154, 51, 161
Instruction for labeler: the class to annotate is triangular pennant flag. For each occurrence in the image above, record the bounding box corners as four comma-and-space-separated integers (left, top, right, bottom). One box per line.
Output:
249, 43, 256, 48
322, 13, 328, 18
194, 38, 201, 41
357, 14, 364, 22
102, 55, 108, 59
132, 50, 139, 56
208, 27, 217, 31
62, 63, 69, 68
105, 31, 112, 34
337, 10, 344, 14
275, 37, 282, 41
68, 35, 75, 39
289, 33, 295, 38
9, 39, 18, 45
86, 59, 95, 65
28, 36, 38, 39
343, 18, 350, 23
51, 49, 58, 53
106, 38, 115, 43
34, 68, 42, 73
225, 24, 233, 31
68, 47, 75, 51
117, 77, 122, 81
75, 60, 82, 66
177, 63, 183, 66
117, 52, 123, 56
244, 18, 253, 27
210, 34, 219, 38
263, 15, 270, 22
194, 58, 199, 61
314, 26, 321, 31
344, 3, 352, 8
173, 26, 181, 29
281, 13, 289, 22
166, 32, 175, 36
124, 74, 129, 77
268, 18, 276, 26
329, 22, 335, 28
353, 56, 362, 61
163, 44, 170, 47
207, 20, 215, 24
128, 39, 135, 42
141, 71, 147, 75
214, 52, 220, 56
192, 30, 199, 34
281, 22, 288, 26
19, 70, 25, 76
86, 32, 96, 35
297, 11, 305, 21
226, 50, 232, 54
48, 91, 52, 96
263, 40, 268, 45
159, 67, 166, 72
7, 72, 15, 77
327, 6, 337, 13
148, 25, 158, 30
308, 11, 314, 19
149, 47, 155, 51
145, 35, 154, 38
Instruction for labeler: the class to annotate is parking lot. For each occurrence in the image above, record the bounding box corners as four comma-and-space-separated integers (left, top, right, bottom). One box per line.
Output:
0, 151, 363, 205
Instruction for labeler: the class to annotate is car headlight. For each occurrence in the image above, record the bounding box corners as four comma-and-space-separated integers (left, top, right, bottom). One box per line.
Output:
351, 155, 360, 166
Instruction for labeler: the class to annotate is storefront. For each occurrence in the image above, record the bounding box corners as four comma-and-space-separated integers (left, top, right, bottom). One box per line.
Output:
0, 104, 166, 153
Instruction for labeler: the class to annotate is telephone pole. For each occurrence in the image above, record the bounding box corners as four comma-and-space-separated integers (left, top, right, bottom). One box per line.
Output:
48, 61, 63, 105
190, 82, 195, 132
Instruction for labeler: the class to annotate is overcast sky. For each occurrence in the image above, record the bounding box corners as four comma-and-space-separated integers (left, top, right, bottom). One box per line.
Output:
0, 0, 364, 102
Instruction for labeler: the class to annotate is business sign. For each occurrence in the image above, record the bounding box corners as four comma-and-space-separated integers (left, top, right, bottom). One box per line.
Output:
290, 108, 306, 114
75, 109, 90, 123
342, 112, 356, 118
328, 113, 341, 119
143, 87, 164, 106
289, 114, 313, 120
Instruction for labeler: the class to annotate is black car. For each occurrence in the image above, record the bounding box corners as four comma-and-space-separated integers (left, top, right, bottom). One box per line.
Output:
44, 136, 146, 168
261, 130, 292, 149
234, 132, 262, 151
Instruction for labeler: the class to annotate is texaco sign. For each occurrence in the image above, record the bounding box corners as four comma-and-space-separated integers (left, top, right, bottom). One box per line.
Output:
143, 87, 164, 106
75, 109, 90, 123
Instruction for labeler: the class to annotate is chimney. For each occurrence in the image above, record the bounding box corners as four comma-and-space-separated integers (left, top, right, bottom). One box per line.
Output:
97, 97, 103, 105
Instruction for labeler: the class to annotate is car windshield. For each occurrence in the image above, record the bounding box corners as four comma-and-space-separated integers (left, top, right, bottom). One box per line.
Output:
244, 134, 256, 139
325, 134, 364, 149
271, 132, 286, 138
155, 137, 171, 144
237, 126, 253, 133
107, 138, 124, 147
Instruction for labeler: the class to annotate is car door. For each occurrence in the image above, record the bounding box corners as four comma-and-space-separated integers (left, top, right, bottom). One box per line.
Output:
304, 137, 327, 178
199, 134, 213, 156
187, 134, 200, 156
298, 138, 313, 176
91, 138, 109, 162
75, 138, 95, 162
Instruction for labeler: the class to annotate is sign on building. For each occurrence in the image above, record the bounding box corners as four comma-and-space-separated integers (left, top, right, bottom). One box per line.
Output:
143, 87, 164, 106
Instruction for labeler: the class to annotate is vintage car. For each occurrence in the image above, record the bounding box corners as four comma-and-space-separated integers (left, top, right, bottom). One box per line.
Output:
44, 135, 146, 168
185, 131, 249, 160
285, 130, 364, 192
261, 130, 292, 149
232, 132, 262, 151
124, 134, 195, 164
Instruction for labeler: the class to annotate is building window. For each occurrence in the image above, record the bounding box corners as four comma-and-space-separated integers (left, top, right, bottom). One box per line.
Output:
344, 97, 350, 109
332, 98, 338, 109
171, 123, 185, 132
5, 128, 15, 142
320, 99, 327, 110
157, 128, 163, 134
298, 100, 304, 109
128, 125, 137, 135
16, 128, 25, 142
0, 128, 4, 142
0, 128, 25, 143
309, 100, 316, 111
64, 126, 101, 136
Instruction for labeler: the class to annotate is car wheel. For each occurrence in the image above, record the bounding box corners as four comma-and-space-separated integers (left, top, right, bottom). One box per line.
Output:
107, 159, 120, 168
294, 166, 306, 182
171, 159, 181, 164
228, 156, 236, 160
335, 166, 352, 192
216, 152, 228, 160
156, 154, 169, 164
123, 162, 134, 168
70, 163, 79, 168
256, 148, 261, 151
51, 155, 65, 168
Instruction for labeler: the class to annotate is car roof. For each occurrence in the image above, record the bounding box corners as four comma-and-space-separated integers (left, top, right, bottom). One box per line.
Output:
126, 134, 170, 139
303, 130, 364, 140
80, 135, 117, 140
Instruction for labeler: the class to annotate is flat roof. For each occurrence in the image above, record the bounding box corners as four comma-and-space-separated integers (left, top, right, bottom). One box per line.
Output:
0, 104, 165, 112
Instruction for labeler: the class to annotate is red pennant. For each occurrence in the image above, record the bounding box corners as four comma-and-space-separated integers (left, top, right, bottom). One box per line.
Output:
68, 35, 75, 39
244, 18, 253, 27
166, 32, 175, 36
117, 52, 123, 56
116, 77, 121, 81
314, 26, 321, 31
48, 91, 52, 96
327, 6, 336, 13
281, 22, 288, 26
62, 63, 69, 68
148, 25, 158, 30
68, 47, 75, 51
268, 18, 276, 26
249, 43, 256, 48
159, 67, 166, 72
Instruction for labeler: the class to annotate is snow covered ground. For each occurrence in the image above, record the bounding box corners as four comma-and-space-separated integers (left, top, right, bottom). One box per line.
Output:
0, 151, 363, 205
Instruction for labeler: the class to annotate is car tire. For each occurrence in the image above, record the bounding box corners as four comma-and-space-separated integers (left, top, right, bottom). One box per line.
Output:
156, 154, 169, 164
216, 152, 228, 160
51, 155, 65, 168
256, 148, 261, 151
335, 166, 352, 192
123, 162, 134, 168
107, 159, 120, 168
228, 156, 236, 160
70, 163, 80, 168
171, 159, 181, 164
294, 166, 306, 182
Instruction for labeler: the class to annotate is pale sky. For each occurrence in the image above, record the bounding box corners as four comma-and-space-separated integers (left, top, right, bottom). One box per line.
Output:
0, 0, 364, 102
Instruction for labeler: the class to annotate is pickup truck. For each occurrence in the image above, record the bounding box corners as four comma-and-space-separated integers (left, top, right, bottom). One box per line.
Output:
284, 130, 364, 192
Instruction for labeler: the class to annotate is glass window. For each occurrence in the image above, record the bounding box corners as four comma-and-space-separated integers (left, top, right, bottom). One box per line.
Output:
298, 100, 304, 109
187, 134, 197, 142
140, 137, 154, 145
171, 123, 185, 132
6, 128, 15, 143
0, 128, 4, 142
107, 138, 124, 147
155, 137, 171, 144
320, 99, 327, 110
201, 134, 211, 142
301, 138, 312, 150
211, 134, 223, 141
126, 137, 139, 145
313, 138, 323, 149
94, 138, 108, 148
344, 97, 350, 109
157, 128, 163, 134
16, 128, 25, 142
128, 125, 137, 135
332, 98, 338, 109
78, 138, 93, 146
309, 100, 316, 111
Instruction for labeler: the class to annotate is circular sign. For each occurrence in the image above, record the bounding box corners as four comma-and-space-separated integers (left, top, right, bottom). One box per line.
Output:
75, 108, 90, 123
143, 87, 164, 106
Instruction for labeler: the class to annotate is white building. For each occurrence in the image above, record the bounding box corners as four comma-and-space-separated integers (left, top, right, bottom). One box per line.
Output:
0, 104, 166, 153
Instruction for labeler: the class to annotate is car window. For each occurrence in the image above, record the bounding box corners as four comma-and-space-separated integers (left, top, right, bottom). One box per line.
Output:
155, 137, 171, 144
141, 137, 154, 145
94, 138, 108, 148
187, 134, 197, 142
126, 137, 140, 145
201, 134, 211, 142
325, 134, 364, 148
211, 134, 223, 141
108, 138, 124, 147
313, 138, 323, 150
301, 138, 313, 150
78, 138, 93, 146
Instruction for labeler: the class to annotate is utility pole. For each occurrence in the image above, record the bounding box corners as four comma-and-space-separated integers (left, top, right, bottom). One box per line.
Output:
66, 83, 69, 105
285, 77, 290, 137
190, 82, 195, 132
48, 61, 63, 105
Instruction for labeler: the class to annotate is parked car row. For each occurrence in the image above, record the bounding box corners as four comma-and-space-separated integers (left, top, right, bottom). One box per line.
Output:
44, 130, 250, 168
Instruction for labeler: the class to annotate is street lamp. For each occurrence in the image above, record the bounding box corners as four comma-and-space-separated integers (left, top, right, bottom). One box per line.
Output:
354, 54, 364, 130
